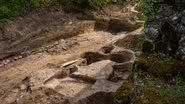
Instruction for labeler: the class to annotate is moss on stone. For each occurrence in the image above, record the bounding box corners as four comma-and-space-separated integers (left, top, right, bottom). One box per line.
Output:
115, 53, 185, 104
132, 86, 185, 104
135, 54, 185, 80
114, 81, 134, 102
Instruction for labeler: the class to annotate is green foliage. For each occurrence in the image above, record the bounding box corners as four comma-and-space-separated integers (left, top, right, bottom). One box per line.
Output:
0, 0, 111, 19
31, 0, 41, 8
91, 0, 110, 7
175, 72, 185, 86
133, 33, 146, 51
0, 0, 41, 19
114, 81, 134, 104
136, 13, 147, 21
58, 0, 89, 9
0, 0, 137, 21
133, 59, 185, 104
160, 85, 185, 97
59, 0, 111, 9
0, 6, 11, 18
137, 0, 160, 19
132, 34, 185, 103
135, 53, 185, 80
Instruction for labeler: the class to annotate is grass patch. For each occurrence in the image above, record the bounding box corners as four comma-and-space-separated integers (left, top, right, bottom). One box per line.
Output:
133, 67, 185, 104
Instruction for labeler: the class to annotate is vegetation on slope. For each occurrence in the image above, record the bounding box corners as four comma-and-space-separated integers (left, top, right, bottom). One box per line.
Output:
136, 0, 160, 20
114, 33, 185, 104
0, 0, 112, 19
0, 0, 160, 20
0, 0, 40, 19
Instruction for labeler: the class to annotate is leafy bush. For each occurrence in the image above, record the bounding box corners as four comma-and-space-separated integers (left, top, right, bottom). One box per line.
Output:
59, 0, 111, 9
0, 0, 111, 19
58, 0, 90, 9
90, 0, 110, 7
0, 0, 41, 19
137, 0, 160, 19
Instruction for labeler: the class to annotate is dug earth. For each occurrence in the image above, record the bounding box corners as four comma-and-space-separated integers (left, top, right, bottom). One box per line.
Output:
0, 3, 143, 104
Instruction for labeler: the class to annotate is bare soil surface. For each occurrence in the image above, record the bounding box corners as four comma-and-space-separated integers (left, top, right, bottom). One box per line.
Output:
0, 29, 143, 104
0, 4, 144, 104
0, 31, 113, 98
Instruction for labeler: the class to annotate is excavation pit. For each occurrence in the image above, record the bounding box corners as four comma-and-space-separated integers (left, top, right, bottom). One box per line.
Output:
110, 51, 133, 63
81, 52, 109, 65
100, 45, 115, 54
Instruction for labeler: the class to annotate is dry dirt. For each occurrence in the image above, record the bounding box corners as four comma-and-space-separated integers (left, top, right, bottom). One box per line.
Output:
0, 28, 143, 104
0, 4, 144, 104
0, 31, 113, 97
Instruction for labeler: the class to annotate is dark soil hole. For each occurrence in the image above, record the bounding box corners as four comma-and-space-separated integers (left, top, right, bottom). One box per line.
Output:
81, 52, 108, 65
101, 45, 114, 54
110, 51, 133, 63
113, 35, 139, 49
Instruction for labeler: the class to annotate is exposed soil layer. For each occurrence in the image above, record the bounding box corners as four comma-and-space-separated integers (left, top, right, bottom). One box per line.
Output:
114, 35, 140, 49
0, 3, 143, 104
0, 32, 136, 104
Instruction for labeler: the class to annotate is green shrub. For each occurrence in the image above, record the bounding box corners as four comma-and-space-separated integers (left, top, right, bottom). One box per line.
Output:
59, 0, 90, 9
91, 0, 110, 7
137, 0, 160, 19
136, 13, 147, 21
59, 0, 111, 9
0, 6, 11, 18
0, 0, 111, 19
0, 0, 41, 19
30, 0, 41, 8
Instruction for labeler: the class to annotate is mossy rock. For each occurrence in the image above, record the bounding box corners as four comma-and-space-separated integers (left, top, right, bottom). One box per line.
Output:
114, 81, 134, 104
135, 54, 185, 80
132, 87, 185, 104
132, 88, 161, 104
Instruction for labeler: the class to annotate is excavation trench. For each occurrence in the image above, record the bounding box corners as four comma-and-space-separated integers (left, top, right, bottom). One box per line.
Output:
0, 4, 140, 104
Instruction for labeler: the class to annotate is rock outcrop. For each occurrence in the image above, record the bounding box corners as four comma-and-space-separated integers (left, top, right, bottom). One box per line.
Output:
145, 4, 185, 60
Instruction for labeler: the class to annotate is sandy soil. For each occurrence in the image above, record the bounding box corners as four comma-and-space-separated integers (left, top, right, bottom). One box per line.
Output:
0, 3, 144, 104
0, 31, 113, 99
